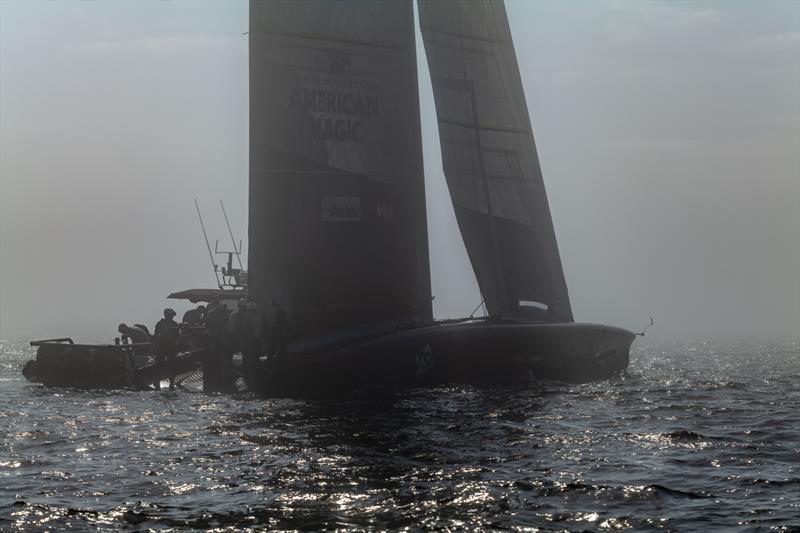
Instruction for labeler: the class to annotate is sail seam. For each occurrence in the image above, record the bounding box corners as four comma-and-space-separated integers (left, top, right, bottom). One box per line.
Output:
252, 167, 415, 179
419, 25, 511, 46
441, 170, 529, 184
436, 118, 529, 135
251, 30, 407, 51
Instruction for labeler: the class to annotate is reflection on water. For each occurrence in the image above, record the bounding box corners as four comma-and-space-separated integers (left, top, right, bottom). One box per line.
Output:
1, 340, 798, 531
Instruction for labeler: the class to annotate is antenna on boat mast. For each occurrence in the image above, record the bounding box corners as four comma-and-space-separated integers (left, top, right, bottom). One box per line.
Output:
637, 317, 654, 336
195, 198, 222, 289
220, 200, 244, 271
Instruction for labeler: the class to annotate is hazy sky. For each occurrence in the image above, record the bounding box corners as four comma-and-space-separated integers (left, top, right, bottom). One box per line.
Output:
1, 0, 798, 342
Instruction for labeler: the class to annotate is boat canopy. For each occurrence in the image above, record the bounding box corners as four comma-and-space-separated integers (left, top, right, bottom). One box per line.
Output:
167, 288, 247, 304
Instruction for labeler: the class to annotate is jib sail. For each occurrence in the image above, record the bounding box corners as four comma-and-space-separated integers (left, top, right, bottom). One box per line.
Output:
249, 0, 432, 343
419, 0, 573, 321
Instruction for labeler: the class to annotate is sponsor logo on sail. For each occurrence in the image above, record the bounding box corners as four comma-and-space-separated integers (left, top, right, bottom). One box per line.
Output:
288, 67, 379, 144
377, 201, 393, 218
321, 196, 361, 222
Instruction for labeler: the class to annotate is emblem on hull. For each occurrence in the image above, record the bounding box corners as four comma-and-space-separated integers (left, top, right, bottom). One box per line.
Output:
416, 344, 433, 376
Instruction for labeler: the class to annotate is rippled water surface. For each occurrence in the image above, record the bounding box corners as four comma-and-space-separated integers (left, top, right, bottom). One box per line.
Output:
1, 339, 798, 531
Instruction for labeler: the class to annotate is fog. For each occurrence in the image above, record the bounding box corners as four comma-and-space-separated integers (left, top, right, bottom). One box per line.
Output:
1, 1, 798, 342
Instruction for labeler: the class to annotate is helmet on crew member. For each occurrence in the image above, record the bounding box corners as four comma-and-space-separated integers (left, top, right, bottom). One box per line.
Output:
164, 308, 176, 318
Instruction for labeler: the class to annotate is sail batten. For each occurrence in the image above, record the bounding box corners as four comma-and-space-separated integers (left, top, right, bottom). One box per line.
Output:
436, 119, 530, 135
419, 0, 573, 322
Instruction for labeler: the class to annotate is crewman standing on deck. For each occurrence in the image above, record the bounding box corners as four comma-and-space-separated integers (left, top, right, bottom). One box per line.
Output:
266, 298, 289, 359
118, 323, 152, 358
154, 308, 180, 391
182, 304, 206, 325
228, 299, 249, 354
203, 299, 219, 326
203, 301, 230, 392
117, 323, 154, 384
239, 301, 260, 374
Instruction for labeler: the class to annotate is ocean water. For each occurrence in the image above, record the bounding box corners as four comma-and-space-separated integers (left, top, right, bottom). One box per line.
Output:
1, 339, 798, 531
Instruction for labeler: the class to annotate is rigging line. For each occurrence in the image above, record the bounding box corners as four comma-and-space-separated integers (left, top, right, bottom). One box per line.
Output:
195, 199, 221, 290
220, 200, 244, 271
469, 296, 486, 319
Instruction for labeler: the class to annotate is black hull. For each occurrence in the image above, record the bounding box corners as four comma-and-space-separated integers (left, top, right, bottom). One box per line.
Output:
23, 340, 201, 390
255, 321, 635, 395
24, 342, 133, 389
23, 322, 635, 393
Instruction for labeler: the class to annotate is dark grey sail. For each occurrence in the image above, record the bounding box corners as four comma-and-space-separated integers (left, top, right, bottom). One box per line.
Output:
419, 0, 573, 322
249, 0, 431, 343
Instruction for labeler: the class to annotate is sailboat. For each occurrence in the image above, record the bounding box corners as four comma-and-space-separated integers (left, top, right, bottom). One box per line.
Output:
248, 0, 635, 393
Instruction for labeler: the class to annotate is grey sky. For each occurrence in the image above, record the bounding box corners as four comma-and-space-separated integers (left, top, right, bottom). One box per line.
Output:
1, 0, 798, 342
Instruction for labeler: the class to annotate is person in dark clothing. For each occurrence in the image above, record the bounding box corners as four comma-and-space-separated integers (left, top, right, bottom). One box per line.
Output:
133, 323, 152, 337
203, 299, 218, 325
228, 299, 248, 355
118, 323, 154, 360
239, 301, 261, 374
263, 301, 273, 360
153, 308, 180, 391
118, 323, 150, 346
117, 323, 153, 388
205, 302, 229, 342
266, 298, 289, 360
203, 301, 230, 392
182, 305, 206, 325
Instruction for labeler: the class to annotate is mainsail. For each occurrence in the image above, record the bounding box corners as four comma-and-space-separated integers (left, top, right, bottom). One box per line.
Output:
249, 0, 432, 341
419, 0, 573, 322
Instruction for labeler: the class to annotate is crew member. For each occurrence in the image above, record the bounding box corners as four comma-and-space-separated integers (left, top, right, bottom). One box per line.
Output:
117, 323, 154, 381
239, 301, 260, 374
203, 299, 219, 326
203, 301, 230, 392
118, 323, 153, 358
182, 304, 206, 325
228, 299, 249, 355
266, 298, 289, 359
154, 308, 180, 391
